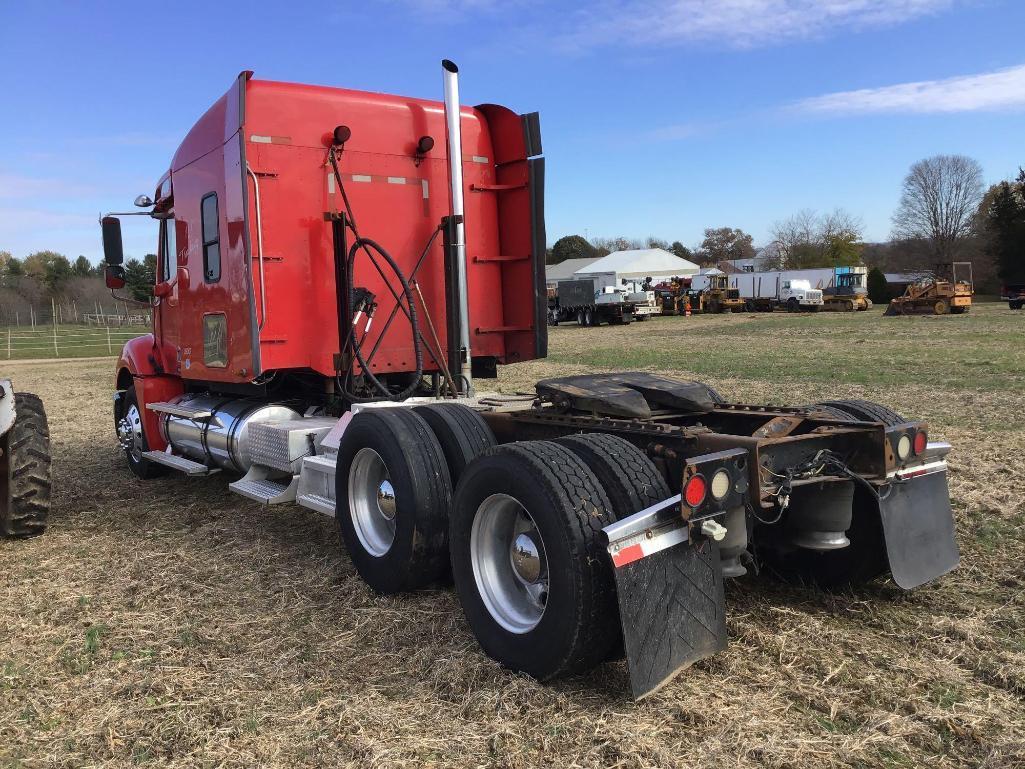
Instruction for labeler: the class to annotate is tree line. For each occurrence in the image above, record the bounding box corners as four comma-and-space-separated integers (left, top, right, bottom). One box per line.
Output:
0, 251, 158, 304
547, 154, 1025, 296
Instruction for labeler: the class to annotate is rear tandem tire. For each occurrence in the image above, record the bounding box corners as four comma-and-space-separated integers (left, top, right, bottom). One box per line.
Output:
555, 433, 670, 520
815, 399, 906, 426
335, 408, 452, 594
1, 393, 51, 538
449, 441, 620, 680
411, 403, 497, 487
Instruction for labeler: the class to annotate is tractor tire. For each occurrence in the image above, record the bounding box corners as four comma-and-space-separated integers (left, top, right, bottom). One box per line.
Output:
412, 403, 496, 487
576, 309, 586, 326
951, 306, 968, 314
815, 399, 906, 427
555, 433, 670, 521
786, 298, 800, 313
450, 441, 620, 680
934, 299, 950, 315
1, 393, 51, 538
1010, 301, 1023, 310
335, 408, 452, 593
585, 309, 598, 326
116, 385, 167, 480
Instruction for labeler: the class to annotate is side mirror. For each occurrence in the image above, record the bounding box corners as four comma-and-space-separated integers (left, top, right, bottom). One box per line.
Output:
105, 264, 126, 290
101, 216, 124, 265
134, 194, 153, 207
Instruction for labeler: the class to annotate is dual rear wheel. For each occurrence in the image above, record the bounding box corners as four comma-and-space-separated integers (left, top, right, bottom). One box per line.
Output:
334, 408, 670, 679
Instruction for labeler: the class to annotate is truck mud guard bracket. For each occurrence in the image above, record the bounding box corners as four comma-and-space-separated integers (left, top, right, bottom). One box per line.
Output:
604, 495, 727, 700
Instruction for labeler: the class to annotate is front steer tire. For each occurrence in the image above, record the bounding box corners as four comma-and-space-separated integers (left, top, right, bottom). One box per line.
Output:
118, 386, 167, 480
450, 441, 620, 680
1, 393, 51, 538
335, 408, 452, 594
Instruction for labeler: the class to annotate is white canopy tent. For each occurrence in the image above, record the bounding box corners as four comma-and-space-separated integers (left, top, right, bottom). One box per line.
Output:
575, 248, 700, 285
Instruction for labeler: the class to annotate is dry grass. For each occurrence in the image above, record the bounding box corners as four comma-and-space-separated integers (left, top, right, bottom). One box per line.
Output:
2, 304, 1024, 768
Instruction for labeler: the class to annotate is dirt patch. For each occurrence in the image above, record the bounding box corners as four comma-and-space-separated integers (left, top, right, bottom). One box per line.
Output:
2, 309, 1024, 767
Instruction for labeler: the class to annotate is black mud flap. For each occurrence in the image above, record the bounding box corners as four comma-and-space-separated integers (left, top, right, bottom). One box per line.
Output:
879, 470, 959, 589
611, 537, 727, 699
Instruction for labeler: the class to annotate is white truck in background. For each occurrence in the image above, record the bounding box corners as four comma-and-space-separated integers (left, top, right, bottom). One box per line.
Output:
550, 275, 658, 326
744, 276, 823, 312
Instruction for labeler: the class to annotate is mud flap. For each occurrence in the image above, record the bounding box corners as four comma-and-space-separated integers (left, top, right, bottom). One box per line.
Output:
605, 497, 727, 700
879, 470, 959, 589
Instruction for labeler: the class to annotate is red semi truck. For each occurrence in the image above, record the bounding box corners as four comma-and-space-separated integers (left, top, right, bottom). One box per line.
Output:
101, 62, 959, 699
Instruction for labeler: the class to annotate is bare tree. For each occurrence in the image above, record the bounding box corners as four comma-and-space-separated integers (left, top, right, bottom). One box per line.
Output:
891, 155, 984, 263
770, 208, 863, 268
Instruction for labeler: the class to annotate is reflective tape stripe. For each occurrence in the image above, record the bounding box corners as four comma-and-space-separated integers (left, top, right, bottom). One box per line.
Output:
421, 180, 429, 199
387, 176, 406, 184
351, 174, 372, 183
472, 155, 489, 164
250, 135, 272, 143
610, 525, 689, 568
327, 172, 335, 193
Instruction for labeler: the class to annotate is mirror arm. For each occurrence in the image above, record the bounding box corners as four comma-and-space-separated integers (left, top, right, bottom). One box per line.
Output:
108, 288, 156, 308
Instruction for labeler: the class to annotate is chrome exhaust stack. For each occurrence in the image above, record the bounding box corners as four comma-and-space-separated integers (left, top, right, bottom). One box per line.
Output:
442, 59, 473, 395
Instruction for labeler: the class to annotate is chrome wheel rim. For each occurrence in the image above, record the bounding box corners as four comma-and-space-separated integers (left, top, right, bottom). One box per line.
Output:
348, 448, 396, 557
117, 404, 144, 461
470, 493, 549, 634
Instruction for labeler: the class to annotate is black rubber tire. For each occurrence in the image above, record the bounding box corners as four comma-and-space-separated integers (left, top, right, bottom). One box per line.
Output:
555, 433, 670, 520
576, 309, 586, 326
450, 441, 620, 680
786, 298, 799, 313
816, 399, 906, 426
119, 385, 167, 480
1, 393, 51, 538
335, 408, 452, 594
411, 403, 497, 487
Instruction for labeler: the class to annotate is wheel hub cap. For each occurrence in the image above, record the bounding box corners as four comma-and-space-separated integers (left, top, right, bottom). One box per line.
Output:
510, 532, 542, 583
348, 448, 397, 557
117, 404, 144, 458
470, 494, 549, 634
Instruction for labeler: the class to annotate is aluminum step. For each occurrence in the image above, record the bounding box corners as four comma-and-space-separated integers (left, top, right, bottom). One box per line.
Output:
141, 450, 219, 476
296, 454, 337, 517
146, 401, 216, 421
229, 476, 297, 504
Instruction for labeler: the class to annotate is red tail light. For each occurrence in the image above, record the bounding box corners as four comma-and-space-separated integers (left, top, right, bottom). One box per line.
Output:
913, 430, 928, 455
684, 475, 707, 508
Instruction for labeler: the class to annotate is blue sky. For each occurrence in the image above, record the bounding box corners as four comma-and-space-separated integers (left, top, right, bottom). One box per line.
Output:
2, 0, 1023, 263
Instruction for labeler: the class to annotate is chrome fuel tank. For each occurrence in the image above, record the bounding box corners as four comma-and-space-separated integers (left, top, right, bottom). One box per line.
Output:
159, 396, 300, 473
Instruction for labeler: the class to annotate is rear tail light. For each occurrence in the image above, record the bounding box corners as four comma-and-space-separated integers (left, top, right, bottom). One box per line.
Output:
684, 474, 707, 508
913, 430, 928, 455
896, 434, 912, 461
710, 468, 731, 500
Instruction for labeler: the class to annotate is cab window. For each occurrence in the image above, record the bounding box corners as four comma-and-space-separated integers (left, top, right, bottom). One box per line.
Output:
159, 217, 176, 282
201, 192, 221, 283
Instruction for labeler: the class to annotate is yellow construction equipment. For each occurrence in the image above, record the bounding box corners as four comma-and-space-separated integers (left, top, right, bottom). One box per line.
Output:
885, 262, 973, 316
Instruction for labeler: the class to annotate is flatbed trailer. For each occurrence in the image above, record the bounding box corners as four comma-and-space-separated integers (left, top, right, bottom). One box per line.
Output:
99, 61, 961, 700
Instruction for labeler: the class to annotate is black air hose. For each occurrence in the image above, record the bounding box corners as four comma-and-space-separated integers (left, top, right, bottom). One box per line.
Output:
328, 146, 424, 402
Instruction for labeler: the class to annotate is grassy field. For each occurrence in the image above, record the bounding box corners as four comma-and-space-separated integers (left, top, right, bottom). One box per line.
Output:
0, 325, 151, 361
1, 303, 1023, 767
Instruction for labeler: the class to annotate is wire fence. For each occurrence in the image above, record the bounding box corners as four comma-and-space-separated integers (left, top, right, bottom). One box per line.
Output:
0, 298, 151, 328
1, 325, 152, 360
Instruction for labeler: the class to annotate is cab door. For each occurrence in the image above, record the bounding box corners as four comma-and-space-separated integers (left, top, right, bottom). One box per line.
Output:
153, 215, 182, 374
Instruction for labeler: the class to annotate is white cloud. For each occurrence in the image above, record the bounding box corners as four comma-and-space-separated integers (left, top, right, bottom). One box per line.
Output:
558, 0, 952, 49
793, 63, 1025, 114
